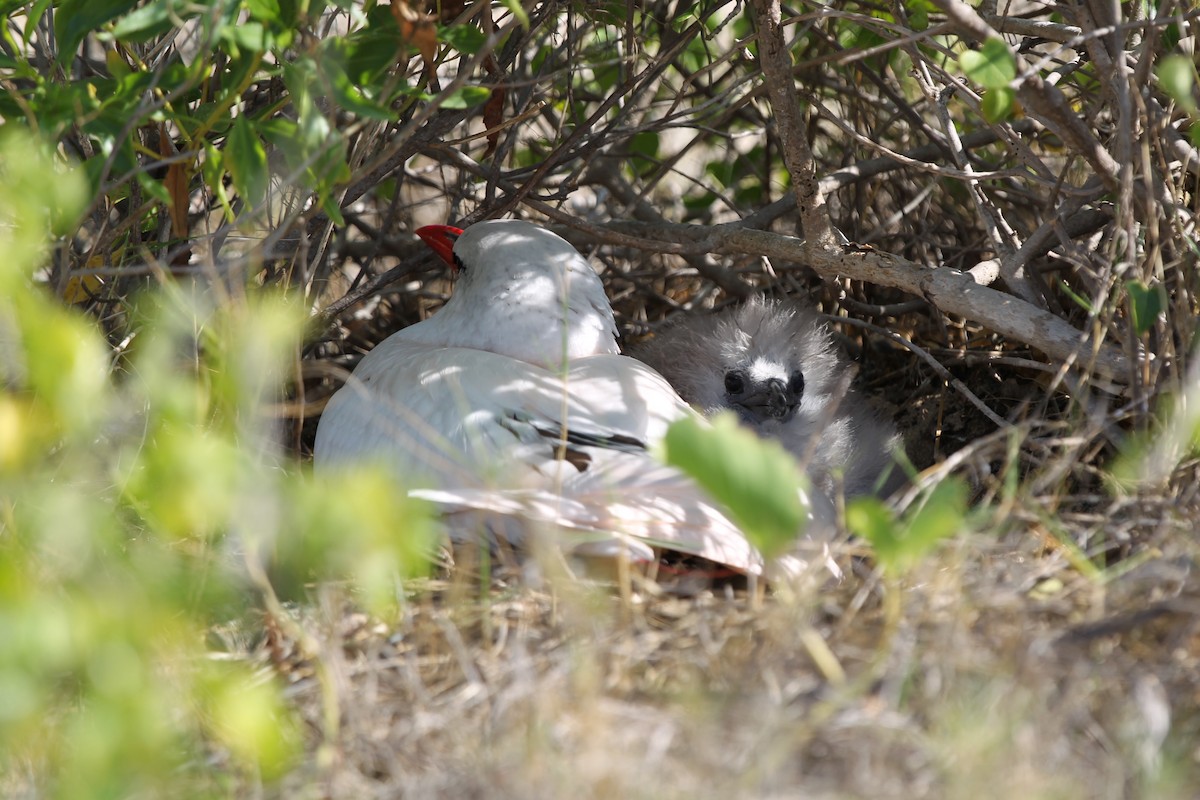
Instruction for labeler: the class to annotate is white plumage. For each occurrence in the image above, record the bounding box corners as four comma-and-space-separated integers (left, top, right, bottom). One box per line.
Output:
313, 220, 833, 577
630, 297, 905, 498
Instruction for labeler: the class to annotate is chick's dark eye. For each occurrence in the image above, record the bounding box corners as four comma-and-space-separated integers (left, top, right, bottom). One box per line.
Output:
724, 370, 746, 395
787, 369, 804, 396
453, 253, 465, 273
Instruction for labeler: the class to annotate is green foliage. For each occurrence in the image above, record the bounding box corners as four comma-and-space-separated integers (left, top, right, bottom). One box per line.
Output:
980, 87, 1015, 123
846, 478, 969, 575
441, 84, 493, 110
1109, 372, 1200, 494
0, 132, 433, 796
227, 115, 270, 211
1157, 54, 1197, 113
960, 38, 1017, 122
0, 0, 497, 263
960, 38, 1016, 89
1127, 280, 1168, 336
662, 413, 812, 560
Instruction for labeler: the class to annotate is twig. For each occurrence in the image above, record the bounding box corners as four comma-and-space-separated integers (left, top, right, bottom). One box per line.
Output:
749, 0, 837, 249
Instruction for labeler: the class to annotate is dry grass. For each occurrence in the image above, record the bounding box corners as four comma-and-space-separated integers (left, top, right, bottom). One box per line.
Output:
206, 464, 1199, 798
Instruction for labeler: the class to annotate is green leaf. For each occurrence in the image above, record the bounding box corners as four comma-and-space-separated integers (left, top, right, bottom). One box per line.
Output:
629, 131, 659, 177
440, 85, 492, 110
320, 191, 345, 225
1058, 279, 1094, 313
199, 663, 300, 778
225, 20, 272, 52
898, 478, 968, 562
124, 424, 244, 540
1157, 54, 1197, 112
14, 295, 110, 436
276, 469, 436, 613
850, 479, 968, 574
663, 413, 810, 560
53, 0, 141, 66
318, 39, 395, 121
108, 0, 185, 41
499, 0, 530, 28
344, 6, 405, 83
200, 141, 234, 221
845, 497, 897, 557
440, 24, 487, 55
226, 116, 269, 210
0, 128, 89, 278
1127, 280, 1167, 336
246, 0, 282, 23
981, 87, 1015, 122
960, 38, 1016, 90
282, 59, 333, 152
906, 0, 936, 31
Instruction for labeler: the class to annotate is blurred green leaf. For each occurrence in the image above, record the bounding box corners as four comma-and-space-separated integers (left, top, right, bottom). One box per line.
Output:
960, 38, 1016, 90
318, 38, 395, 121
441, 85, 492, 110
981, 87, 1015, 123
108, 0, 191, 41
441, 23, 487, 55
273, 468, 437, 614
199, 663, 300, 777
629, 131, 659, 177
246, 0, 283, 23
53, 0, 140, 66
0, 128, 88, 273
663, 413, 809, 560
499, 0, 530, 28
906, 0, 936, 31
849, 478, 968, 574
225, 20, 273, 53
226, 115, 269, 211
1058, 279, 1095, 313
1158, 54, 1197, 112
1127, 280, 1167, 336
123, 424, 244, 540
13, 294, 110, 437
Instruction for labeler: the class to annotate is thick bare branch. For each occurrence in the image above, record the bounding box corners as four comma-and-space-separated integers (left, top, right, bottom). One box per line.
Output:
591, 220, 1133, 383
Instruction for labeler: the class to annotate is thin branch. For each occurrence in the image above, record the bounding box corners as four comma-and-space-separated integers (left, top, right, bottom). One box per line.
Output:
749, 0, 836, 249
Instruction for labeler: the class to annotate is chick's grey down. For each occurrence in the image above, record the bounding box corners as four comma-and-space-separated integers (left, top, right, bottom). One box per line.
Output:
630, 297, 905, 498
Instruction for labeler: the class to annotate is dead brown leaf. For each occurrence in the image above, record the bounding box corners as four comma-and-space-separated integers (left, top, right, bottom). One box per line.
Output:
392, 0, 438, 81
158, 123, 190, 241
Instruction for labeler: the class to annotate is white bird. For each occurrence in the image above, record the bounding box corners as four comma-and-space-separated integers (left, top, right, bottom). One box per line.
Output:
629, 297, 905, 498
313, 220, 833, 578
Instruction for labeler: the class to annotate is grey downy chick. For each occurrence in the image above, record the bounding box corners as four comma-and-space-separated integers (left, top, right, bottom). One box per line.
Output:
630, 297, 905, 498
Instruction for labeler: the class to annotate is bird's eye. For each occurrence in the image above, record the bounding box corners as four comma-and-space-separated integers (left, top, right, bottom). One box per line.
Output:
787, 369, 804, 396
453, 253, 465, 273
724, 370, 746, 395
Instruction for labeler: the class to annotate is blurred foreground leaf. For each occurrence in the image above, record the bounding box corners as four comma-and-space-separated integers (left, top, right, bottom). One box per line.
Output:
960, 38, 1016, 89
847, 478, 969, 575
0, 128, 431, 797
662, 412, 810, 560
